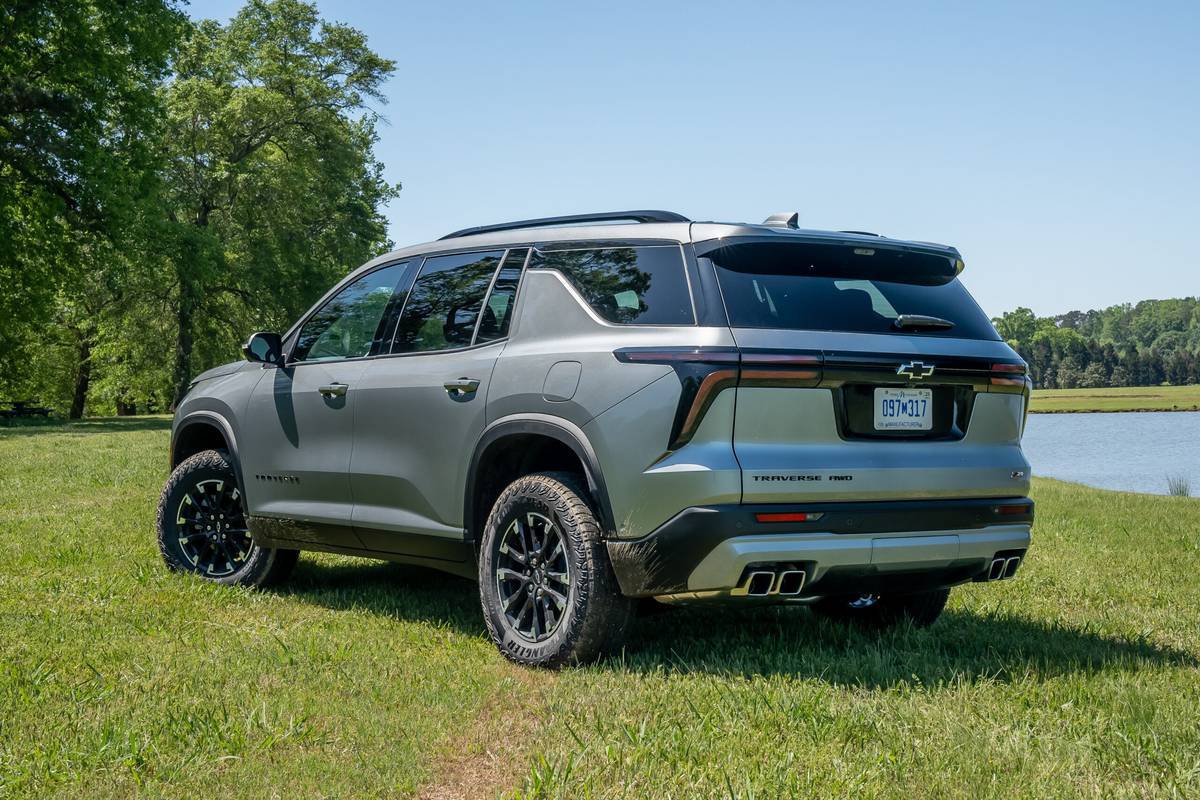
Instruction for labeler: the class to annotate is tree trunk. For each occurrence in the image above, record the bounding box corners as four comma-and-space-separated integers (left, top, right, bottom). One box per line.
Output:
171, 275, 195, 410
70, 337, 91, 419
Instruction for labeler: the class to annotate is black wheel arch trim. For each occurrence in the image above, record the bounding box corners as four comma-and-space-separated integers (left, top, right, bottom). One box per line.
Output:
465, 414, 616, 542
171, 411, 248, 499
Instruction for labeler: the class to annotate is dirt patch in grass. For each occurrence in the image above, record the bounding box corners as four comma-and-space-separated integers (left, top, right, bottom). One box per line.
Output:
418, 666, 550, 800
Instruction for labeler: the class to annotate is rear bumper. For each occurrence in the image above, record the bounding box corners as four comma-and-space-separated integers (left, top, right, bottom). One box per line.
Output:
606, 497, 1033, 598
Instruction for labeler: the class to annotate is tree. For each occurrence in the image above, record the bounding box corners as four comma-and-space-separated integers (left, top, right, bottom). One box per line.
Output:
0, 0, 183, 405
159, 0, 398, 405
992, 307, 1038, 351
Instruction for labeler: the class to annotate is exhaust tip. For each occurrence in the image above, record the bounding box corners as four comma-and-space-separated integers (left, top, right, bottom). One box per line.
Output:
1003, 556, 1021, 579
746, 571, 775, 596
777, 569, 806, 596
988, 558, 1006, 581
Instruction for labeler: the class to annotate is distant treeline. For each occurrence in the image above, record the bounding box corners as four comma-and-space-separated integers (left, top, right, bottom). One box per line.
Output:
993, 298, 1200, 389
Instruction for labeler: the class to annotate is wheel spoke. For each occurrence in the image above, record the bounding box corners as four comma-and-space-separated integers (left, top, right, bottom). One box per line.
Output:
543, 586, 568, 608
501, 544, 527, 566
496, 567, 528, 584
503, 584, 528, 613
541, 596, 558, 630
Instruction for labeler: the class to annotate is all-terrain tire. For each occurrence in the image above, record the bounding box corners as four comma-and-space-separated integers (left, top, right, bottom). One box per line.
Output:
810, 587, 951, 629
478, 472, 634, 668
156, 449, 298, 587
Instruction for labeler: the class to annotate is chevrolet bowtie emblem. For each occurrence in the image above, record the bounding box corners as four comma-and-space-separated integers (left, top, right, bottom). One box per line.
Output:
896, 361, 935, 380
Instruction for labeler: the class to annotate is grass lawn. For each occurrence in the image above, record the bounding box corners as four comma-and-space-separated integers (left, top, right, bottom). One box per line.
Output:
2, 420, 1198, 798
1030, 384, 1200, 413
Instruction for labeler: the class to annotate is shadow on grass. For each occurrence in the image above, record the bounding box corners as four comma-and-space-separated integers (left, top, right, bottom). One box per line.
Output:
0, 416, 172, 437
280, 558, 483, 636
618, 604, 1199, 687
277, 559, 1198, 687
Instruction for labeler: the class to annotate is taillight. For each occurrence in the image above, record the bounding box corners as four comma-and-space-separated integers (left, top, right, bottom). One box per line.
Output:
755, 511, 825, 523
613, 347, 824, 450
740, 351, 822, 387
614, 348, 740, 450
993, 503, 1030, 516
990, 362, 1028, 387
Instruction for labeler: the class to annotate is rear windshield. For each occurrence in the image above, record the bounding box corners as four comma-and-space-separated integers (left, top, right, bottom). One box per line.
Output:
708, 241, 999, 340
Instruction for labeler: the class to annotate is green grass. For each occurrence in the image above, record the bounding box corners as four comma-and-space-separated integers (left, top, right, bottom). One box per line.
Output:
1031, 384, 1200, 413
2, 420, 1199, 798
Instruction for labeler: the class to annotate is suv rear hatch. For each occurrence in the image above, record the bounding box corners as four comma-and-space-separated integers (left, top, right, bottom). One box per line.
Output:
700, 236, 1031, 503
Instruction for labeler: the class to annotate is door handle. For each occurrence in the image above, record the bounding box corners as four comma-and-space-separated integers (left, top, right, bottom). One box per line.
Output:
318, 383, 349, 398
443, 377, 481, 397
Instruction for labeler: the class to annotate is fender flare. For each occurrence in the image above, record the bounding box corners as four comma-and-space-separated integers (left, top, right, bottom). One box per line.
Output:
464, 414, 615, 541
171, 411, 247, 493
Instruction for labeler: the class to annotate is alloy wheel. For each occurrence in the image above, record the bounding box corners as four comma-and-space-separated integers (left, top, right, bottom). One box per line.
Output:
174, 478, 252, 577
495, 511, 572, 642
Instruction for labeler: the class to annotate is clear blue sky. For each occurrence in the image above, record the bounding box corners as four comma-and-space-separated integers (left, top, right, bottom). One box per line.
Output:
190, 1, 1199, 317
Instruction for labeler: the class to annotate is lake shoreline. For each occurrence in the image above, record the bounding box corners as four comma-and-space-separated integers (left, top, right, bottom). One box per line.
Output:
1029, 406, 1200, 414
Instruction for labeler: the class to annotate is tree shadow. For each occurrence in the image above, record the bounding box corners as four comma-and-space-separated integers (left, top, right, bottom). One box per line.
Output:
276, 559, 1198, 688
0, 416, 172, 437
618, 604, 1199, 688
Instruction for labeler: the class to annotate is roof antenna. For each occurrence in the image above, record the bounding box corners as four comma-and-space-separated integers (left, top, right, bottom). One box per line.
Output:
762, 212, 799, 229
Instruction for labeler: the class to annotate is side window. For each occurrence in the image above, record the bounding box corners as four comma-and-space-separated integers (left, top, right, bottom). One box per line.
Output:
292, 262, 411, 362
393, 250, 504, 353
476, 248, 528, 343
530, 246, 694, 325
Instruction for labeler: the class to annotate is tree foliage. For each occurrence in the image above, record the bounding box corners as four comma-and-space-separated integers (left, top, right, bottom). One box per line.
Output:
993, 299, 1200, 389
0, 0, 397, 416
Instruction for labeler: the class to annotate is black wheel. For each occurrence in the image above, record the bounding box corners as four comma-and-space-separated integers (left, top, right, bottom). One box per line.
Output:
810, 587, 951, 629
156, 450, 298, 587
478, 472, 633, 668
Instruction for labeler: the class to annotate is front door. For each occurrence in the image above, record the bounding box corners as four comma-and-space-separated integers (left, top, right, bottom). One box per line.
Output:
239, 260, 415, 530
350, 248, 526, 555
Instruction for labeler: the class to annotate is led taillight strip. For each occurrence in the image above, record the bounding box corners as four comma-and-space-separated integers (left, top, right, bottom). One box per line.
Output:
990, 362, 1029, 387
741, 351, 822, 387
614, 348, 823, 450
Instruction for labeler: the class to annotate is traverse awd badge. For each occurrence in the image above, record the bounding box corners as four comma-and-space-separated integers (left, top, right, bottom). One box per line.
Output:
896, 361, 935, 380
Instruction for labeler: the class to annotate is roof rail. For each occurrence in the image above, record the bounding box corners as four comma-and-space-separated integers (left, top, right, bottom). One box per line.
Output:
439, 210, 690, 240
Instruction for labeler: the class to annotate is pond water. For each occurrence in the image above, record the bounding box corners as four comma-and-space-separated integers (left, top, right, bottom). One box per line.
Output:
1022, 411, 1200, 495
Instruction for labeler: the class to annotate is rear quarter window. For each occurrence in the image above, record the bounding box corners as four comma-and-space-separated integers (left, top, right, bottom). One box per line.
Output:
531, 246, 694, 325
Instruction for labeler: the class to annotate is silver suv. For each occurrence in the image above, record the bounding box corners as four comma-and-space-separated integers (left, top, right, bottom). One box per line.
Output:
157, 210, 1034, 667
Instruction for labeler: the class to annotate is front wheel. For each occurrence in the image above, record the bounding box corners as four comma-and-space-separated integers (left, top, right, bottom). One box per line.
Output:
810, 587, 951, 629
478, 472, 633, 668
156, 450, 298, 587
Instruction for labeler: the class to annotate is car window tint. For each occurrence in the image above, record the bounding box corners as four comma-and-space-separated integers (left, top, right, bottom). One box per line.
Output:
293, 262, 410, 362
531, 246, 694, 325
476, 248, 527, 344
393, 250, 504, 353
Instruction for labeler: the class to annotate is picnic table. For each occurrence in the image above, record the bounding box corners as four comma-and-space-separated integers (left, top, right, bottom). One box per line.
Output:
0, 400, 53, 419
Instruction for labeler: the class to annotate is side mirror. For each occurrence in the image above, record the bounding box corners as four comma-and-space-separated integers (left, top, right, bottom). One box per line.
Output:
243, 332, 284, 366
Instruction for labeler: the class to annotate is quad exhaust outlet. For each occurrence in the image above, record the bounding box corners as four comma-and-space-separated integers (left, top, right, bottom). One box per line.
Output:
735, 567, 807, 597
986, 555, 1022, 581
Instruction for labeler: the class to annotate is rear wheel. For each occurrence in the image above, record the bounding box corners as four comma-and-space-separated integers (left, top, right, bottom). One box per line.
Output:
810, 587, 951, 629
478, 472, 633, 668
156, 450, 298, 587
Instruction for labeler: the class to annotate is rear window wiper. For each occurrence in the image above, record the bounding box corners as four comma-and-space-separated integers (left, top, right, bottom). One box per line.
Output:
893, 314, 955, 331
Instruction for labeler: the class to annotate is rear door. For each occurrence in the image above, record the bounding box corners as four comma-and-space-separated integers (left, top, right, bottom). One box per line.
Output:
349, 248, 527, 555
702, 237, 1032, 503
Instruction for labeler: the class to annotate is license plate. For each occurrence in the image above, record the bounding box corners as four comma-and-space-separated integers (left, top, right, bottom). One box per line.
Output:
874, 387, 933, 430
